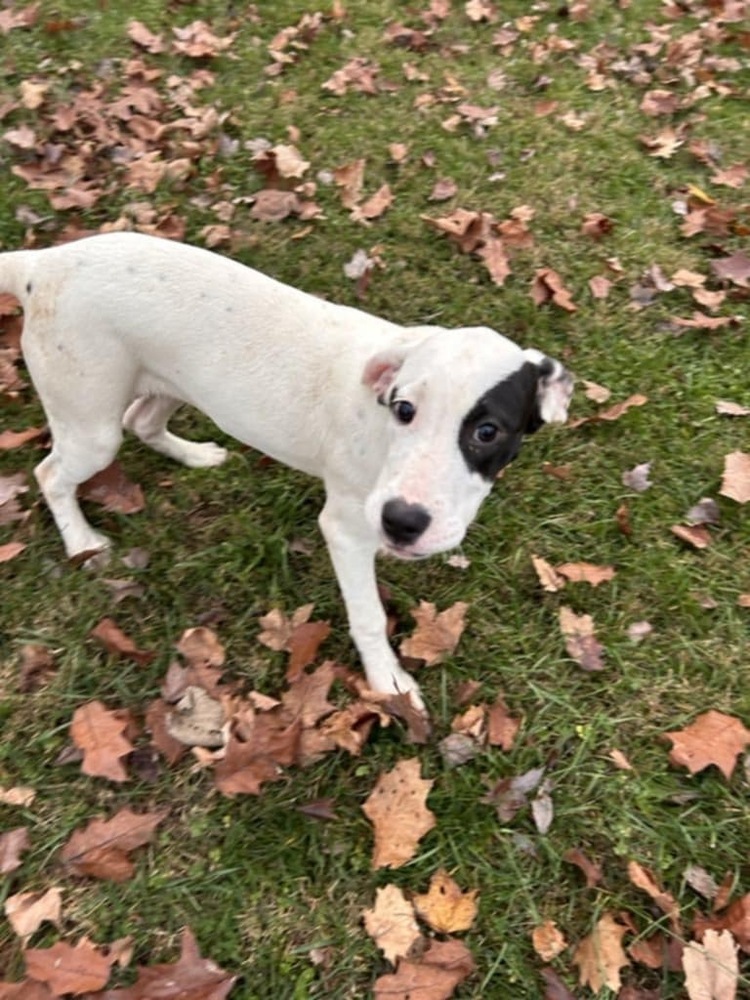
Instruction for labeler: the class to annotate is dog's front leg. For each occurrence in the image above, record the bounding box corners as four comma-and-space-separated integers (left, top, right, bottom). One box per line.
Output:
318, 494, 425, 711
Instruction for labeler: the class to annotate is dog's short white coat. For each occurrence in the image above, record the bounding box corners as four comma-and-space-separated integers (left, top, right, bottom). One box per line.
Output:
1, 232, 572, 709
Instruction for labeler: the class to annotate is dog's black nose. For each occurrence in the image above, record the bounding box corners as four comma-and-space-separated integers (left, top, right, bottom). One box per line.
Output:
381, 499, 431, 547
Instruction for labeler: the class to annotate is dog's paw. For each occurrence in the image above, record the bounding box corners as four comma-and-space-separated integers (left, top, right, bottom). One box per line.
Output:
379, 666, 426, 714
68, 535, 112, 570
182, 441, 228, 468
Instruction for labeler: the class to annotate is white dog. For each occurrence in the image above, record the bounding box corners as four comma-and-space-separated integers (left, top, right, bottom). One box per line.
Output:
2, 233, 572, 709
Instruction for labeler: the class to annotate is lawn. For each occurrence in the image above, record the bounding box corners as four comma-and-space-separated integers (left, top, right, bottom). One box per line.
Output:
1, 1, 749, 997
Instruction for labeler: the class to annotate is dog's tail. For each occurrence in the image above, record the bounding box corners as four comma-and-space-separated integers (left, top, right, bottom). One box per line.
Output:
0, 249, 35, 305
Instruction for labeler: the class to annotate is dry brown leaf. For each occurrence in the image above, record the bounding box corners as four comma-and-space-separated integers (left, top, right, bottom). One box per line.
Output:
362, 757, 436, 869
531, 920, 568, 962
682, 929, 739, 1000
572, 912, 630, 993
671, 523, 712, 549
4, 888, 62, 942
399, 600, 468, 665
0, 827, 30, 875
70, 700, 134, 782
413, 870, 479, 934
693, 893, 750, 952
257, 603, 314, 651
79, 460, 145, 515
373, 938, 475, 1000
0, 541, 25, 563
628, 861, 681, 930
716, 400, 750, 417
531, 554, 565, 592
564, 847, 603, 888
61, 807, 168, 882
720, 451, 750, 504
558, 606, 605, 671
90, 617, 154, 666
487, 694, 521, 751
531, 267, 577, 312
663, 710, 750, 780
0, 785, 36, 807
175, 626, 225, 669
24, 938, 114, 995
556, 562, 615, 587
351, 183, 393, 222
363, 885, 422, 963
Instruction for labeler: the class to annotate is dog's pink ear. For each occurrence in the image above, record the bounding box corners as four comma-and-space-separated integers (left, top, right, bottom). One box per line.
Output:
362, 350, 405, 398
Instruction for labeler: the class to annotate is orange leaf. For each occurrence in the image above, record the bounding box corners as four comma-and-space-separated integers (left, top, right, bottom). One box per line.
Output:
70, 700, 134, 782
572, 912, 630, 993
24, 938, 113, 995
399, 601, 468, 665
413, 869, 479, 934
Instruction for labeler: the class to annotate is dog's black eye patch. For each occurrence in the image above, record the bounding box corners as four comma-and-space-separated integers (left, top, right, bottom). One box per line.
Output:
459, 361, 541, 480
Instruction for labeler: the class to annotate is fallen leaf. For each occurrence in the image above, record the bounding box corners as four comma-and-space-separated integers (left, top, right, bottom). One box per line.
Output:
693, 893, 750, 952
556, 562, 615, 587
572, 912, 630, 993
24, 938, 114, 995
531, 554, 565, 592
61, 807, 168, 881
564, 847, 603, 888
711, 252, 750, 288
570, 393, 648, 428
413, 869, 479, 934
683, 929, 738, 1000
94, 926, 237, 998
0, 541, 25, 563
582, 380, 611, 404
363, 885, 422, 963
399, 601, 468, 665
558, 606, 605, 671
540, 966, 578, 999
482, 765, 545, 823
351, 183, 393, 222
628, 861, 681, 931
175, 626, 225, 669
373, 938, 475, 1000
531, 267, 577, 312
487, 694, 521, 750
622, 461, 652, 491
79, 460, 145, 514
90, 618, 154, 666
0, 785, 36, 806
663, 711, 750, 780
362, 758, 436, 869
532, 920, 568, 962
671, 523, 712, 549
4, 888, 62, 942
716, 400, 750, 417
70, 700, 134, 782
0, 827, 30, 874
166, 686, 226, 748
720, 452, 750, 504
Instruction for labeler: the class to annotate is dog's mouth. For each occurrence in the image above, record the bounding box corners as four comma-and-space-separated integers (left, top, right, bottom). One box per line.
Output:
380, 540, 432, 561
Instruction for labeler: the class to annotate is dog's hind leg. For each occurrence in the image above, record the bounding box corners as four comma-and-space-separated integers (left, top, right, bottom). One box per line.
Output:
123, 395, 228, 468
319, 493, 425, 711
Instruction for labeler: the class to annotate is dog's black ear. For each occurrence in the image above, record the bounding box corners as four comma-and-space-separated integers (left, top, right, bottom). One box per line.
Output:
524, 349, 573, 431
362, 349, 406, 401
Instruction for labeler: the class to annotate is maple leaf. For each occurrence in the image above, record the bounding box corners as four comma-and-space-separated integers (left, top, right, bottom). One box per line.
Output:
175, 626, 225, 669
0, 827, 30, 875
24, 937, 114, 995
663, 710, 750, 779
558, 606, 605, 671
70, 700, 134, 782
531, 920, 568, 962
4, 887, 62, 943
572, 912, 630, 992
91, 618, 154, 666
96, 927, 237, 999
682, 929, 739, 1000
362, 757, 436, 869
720, 451, 750, 504
413, 870, 479, 934
373, 938, 475, 1000
363, 885, 422, 964
281, 661, 337, 728
399, 600, 468, 665
693, 893, 750, 952
61, 807, 168, 881
487, 694, 521, 750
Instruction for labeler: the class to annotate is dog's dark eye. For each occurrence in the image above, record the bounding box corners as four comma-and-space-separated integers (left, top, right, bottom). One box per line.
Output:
474, 422, 500, 444
392, 400, 416, 425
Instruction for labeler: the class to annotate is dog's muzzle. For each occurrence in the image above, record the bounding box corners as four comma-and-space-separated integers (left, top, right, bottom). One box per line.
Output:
381, 498, 431, 549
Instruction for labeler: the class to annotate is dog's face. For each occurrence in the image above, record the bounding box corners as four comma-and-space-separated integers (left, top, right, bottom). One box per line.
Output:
362, 327, 572, 559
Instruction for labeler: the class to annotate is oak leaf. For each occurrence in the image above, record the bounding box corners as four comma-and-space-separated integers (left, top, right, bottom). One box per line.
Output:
24, 937, 114, 995
413, 870, 479, 934
363, 885, 422, 963
399, 601, 468, 665
61, 807, 168, 881
362, 758, 436, 869
572, 912, 630, 992
663, 711, 750, 780
70, 700, 134, 782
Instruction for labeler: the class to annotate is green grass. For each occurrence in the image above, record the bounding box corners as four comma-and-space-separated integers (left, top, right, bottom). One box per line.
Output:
1, 1, 749, 997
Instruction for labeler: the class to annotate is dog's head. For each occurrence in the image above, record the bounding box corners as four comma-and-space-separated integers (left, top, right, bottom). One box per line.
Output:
361, 326, 572, 559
